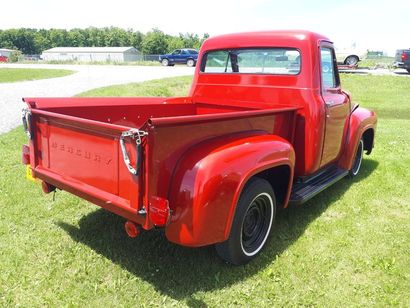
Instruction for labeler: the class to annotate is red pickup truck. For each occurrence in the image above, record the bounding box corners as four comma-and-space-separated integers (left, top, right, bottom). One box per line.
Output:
21, 31, 377, 265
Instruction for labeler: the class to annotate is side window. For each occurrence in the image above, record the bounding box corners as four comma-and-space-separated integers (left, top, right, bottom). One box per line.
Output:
172, 50, 181, 55
320, 47, 337, 88
181, 50, 188, 55
203, 51, 232, 73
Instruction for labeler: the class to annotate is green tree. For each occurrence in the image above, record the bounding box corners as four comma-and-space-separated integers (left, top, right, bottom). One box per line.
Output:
0, 27, 207, 55
35, 29, 52, 52
140, 28, 168, 54
48, 29, 69, 48
68, 29, 86, 47
129, 30, 144, 50
166, 36, 184, 52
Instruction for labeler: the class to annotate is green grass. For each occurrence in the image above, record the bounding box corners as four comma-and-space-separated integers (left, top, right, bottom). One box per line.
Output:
0, 68, 74, 83
0, 75, 409, 306
77, 75, 193, 97
358, 57, 395, 69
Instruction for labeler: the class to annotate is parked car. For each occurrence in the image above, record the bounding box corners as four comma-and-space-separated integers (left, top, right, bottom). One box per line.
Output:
22, 30, 377, 265
335, 47, 366, 66
23, 55, 42, 61
0, 55, 8, 62
393, 49, 410, 73
159, 48, 198, 67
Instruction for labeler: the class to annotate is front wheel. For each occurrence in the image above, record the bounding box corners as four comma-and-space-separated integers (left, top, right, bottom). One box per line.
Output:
215, 177, 276, 265
161, 58, 169, 66
349, 139, 364, 178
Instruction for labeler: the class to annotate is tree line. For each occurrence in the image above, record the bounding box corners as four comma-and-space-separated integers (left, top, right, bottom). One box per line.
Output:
0, 27, 210, 55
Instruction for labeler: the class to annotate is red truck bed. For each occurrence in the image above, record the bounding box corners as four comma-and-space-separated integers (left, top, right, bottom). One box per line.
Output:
24, 97, 298, 229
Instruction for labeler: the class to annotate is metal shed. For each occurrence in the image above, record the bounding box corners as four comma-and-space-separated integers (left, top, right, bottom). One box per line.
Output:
0, 48, 16, 58
41, 47, 141, 62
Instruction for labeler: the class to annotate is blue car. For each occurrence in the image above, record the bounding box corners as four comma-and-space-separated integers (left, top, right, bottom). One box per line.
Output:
159, 49, 199, 67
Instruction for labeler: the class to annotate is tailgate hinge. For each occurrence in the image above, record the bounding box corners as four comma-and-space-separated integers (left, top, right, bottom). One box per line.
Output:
120, 129, 148, 175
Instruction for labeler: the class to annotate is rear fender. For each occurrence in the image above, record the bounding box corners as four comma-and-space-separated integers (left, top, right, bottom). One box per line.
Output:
165, 132, 295, 247
338, 107, 377, 170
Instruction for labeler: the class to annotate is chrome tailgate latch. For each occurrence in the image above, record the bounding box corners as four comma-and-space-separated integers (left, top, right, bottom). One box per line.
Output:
22, 108, 32, 139
120, 129, 148, 175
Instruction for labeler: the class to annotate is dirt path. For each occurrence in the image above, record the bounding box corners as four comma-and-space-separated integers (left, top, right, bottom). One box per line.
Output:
0, 63, 194, 134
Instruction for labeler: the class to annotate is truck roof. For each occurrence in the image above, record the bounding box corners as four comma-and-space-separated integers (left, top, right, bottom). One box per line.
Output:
202, 30, 331, 51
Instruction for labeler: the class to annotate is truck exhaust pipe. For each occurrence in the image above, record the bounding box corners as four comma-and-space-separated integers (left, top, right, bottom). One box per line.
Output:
41, 181, 56, 194
124, 221, 141, 238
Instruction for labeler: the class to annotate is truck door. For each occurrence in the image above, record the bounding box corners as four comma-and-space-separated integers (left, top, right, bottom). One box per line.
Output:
319, 45, 350, 167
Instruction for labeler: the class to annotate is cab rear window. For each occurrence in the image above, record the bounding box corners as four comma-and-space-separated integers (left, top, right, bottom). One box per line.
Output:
201, 48, 300, 75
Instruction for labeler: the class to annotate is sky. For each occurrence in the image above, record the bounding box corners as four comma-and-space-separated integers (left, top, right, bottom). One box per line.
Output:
1, 0, 409, 55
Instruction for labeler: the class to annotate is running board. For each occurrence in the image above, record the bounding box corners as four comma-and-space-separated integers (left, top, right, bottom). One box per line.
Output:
289, 166, 348, 205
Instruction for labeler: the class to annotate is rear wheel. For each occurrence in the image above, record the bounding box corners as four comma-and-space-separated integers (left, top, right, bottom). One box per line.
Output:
186, 59, 195, 67
349, 139, 364, 178
344, 55, 359, 66
215, 178, 276, 265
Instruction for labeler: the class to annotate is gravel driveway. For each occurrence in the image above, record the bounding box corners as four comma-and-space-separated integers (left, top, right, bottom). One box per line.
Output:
0, 63, 194, 134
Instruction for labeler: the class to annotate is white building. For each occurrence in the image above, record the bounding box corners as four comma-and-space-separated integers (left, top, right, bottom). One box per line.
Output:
0, 48, 16, 58
41, 47, 141, 62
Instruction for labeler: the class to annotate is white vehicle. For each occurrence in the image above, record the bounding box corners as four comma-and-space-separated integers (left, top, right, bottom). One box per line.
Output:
335, 47, 367, 66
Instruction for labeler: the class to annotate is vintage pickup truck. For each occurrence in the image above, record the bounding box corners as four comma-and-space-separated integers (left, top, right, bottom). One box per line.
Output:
21, 31, 377, 265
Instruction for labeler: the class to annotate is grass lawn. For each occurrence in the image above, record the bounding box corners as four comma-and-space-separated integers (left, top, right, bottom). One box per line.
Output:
0, 75, 409, 306
78, 75, 193, 97
0, 68, 74, 83
358, 57, 395, 69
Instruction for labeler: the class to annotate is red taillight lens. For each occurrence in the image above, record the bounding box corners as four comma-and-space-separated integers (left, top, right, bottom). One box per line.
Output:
22, 144, 30, 164
401, 52, 408, 61
149, 196, 171, 226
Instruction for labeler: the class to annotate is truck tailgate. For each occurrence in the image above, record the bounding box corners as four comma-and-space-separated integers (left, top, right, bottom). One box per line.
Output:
26, 108, 147, 225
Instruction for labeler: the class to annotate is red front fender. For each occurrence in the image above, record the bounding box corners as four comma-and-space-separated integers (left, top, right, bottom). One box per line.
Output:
338, 106, 377, 170
165, 132, 295, 247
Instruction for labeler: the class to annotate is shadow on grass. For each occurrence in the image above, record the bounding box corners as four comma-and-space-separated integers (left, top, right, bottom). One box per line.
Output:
57, 159, 378, 304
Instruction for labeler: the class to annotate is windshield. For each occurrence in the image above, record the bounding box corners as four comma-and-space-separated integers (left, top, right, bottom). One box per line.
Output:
201, 48, 300, 75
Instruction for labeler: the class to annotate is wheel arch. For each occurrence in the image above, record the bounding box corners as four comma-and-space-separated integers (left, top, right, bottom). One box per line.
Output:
223, 161, 294, 241
344, 54, 359, 64
338, 107, 377, 170
244, 165, 292, 209
165, 132, 295, 247
362, 128, 374, 154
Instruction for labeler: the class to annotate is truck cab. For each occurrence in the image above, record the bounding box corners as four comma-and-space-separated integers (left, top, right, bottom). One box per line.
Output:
22, 31, 377, 265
